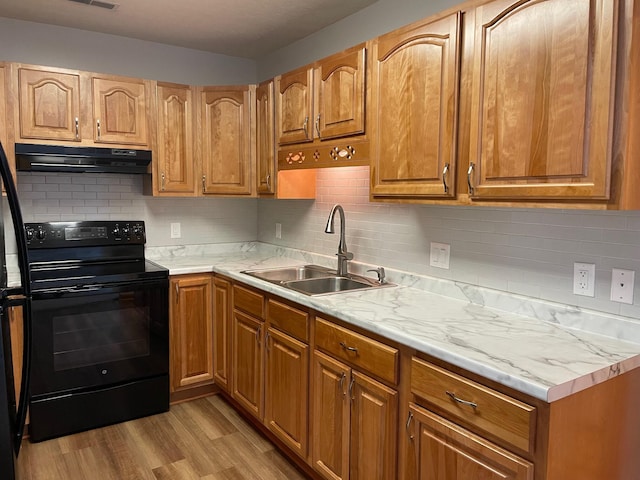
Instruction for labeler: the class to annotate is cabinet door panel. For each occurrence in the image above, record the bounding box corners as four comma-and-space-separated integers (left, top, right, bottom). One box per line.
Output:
200, 86, 253, 195
92, 77, 148, 145
232, 310, 264, 419
350, 371, 398, 480
408, 404, 533, 480
213, 276, 231, 391
317, 46, 366, 140
371, 12, 460, 198
156, 83, 195, 194
276, 67, 314, 145
170, 276, 214, 391
311, 351, 350, 480
256, 80, 276, 195
18, 67, 81, 142
265, 327, 309, 457
468, 0, 617, 199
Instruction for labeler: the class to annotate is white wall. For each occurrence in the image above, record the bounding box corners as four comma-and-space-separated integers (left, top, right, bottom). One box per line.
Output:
0, 17, 256, 85
257, 167, 640, 320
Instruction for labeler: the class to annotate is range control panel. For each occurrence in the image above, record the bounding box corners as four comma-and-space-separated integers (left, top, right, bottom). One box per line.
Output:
25, 221, 146, 248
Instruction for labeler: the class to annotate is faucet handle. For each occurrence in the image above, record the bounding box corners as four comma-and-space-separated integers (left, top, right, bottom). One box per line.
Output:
367, 267, 386, 284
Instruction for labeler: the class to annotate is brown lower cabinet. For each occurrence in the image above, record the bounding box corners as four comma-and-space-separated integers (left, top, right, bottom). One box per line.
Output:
192, 278, 640, 480
311, 350, 398, 480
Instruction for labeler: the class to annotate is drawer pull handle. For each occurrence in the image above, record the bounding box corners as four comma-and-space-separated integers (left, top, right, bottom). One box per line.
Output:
446, 391, 477, 409
339, 342, 358, 354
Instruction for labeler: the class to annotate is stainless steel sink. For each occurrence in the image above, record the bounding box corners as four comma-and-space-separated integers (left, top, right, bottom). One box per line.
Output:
284, 276, 373, 295
242, 264, 394, 296
243, 265, 335, 283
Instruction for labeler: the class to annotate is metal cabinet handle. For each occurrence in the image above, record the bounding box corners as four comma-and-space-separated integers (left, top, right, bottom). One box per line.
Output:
265, 174, 271, 190
161, 172, 165, 191
97, 119, 101, 139
74, 117, 79, 140
442, 163, 450, 194
315, 114, 322, 139
348, 376, 355, 401
302, 116, 309, 140
256, 325, 262, 345
174, 283, 179, 301
406, 412, 414, 440
340, 342, 358, 354
202, 175, 206, 194
265, 330, 270, 351
338, 372, 346, 397
467, 162, 475, 195
446, 391, 478, 409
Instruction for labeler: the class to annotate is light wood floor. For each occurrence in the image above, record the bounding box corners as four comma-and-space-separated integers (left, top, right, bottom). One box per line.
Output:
17, 395, 308, 480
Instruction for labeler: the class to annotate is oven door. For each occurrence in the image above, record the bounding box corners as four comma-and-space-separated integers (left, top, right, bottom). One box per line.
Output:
30, 278, 168, 399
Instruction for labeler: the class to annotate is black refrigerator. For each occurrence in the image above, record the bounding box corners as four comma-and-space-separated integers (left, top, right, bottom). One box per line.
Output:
0, 141, 32, 480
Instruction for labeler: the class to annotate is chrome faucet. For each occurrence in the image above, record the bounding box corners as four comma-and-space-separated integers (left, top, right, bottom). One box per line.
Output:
324, 204, 353, 276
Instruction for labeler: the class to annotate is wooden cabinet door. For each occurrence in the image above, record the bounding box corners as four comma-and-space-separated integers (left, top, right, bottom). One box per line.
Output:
169, 275, 214, 391
276, 66, 314, 145
311, 351, 350, 480
156, 82, 196, 194
256, 80, 276, 195
406, 404, 533, 480
17, 66, 82, 142
468, 0, 617, 200
213, 276, 232, 392
370, 12, 461, 199
316, 45, 366, 140
350, 371, 398, 480
200, 86, 253, 195
92, 76, 149, 146
264, 327, 309, 457
232, 309, 264, 420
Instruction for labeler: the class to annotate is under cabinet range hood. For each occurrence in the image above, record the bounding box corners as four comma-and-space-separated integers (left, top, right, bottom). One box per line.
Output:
15, 143, 152, 174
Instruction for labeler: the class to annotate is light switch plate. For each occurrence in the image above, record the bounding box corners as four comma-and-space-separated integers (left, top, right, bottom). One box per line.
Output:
610, 268, 635, 304
430, 242, 450, 269
275, 223, 282, 239
170, 222, 181, 239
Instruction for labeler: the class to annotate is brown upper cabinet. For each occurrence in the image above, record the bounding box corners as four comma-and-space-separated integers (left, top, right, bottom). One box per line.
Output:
275, 45, 369, 170
370, 12, 461, 199
199, 85, 255, 196
14, 64, 152, 147
466, 0, 618, 201
154, 82, 196, 195
256, 79, 276, 195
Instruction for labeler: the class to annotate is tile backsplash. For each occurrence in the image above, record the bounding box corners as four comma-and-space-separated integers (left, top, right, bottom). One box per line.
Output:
7, 168, 639, 320
12, 171, 258, 247
257, 166, 640, 319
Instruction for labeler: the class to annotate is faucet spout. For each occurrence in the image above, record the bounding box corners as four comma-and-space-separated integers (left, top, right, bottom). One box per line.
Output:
325, 204, 353, 276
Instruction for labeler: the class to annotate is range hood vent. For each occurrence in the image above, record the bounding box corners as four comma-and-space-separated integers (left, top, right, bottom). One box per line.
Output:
15, 144, 152, 174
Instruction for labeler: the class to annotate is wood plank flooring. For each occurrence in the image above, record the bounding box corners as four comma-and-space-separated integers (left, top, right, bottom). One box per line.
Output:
17, 395, 308, 480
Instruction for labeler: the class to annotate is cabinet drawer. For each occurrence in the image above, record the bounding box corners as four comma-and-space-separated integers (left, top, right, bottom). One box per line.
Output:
315, 317, 398, 384
267, 299, 309, 342
233, 284, 265, 319
411, 357, 536, 453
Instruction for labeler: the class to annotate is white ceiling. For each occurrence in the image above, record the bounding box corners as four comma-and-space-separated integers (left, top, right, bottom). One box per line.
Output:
0, 0, 378, 59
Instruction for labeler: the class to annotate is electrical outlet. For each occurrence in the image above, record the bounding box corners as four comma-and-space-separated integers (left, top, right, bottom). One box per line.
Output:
275, 223, 282, 239
170, 222, 181, 239
430, 242, 450, 269
573, 262, 595, 297
610, 269, 635, 304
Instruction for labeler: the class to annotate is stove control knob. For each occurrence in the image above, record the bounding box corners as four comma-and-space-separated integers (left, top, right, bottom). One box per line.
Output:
122, 224, 130, 240
132, 224, 143, 240
36, 226, 46, 241
112, 225, 121, 239
25, 227, 35, 241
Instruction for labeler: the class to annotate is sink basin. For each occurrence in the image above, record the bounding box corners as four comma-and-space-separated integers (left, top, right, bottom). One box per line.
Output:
242, 264, 395, 296
243, 265, 335, 283
284, 276, 374, 295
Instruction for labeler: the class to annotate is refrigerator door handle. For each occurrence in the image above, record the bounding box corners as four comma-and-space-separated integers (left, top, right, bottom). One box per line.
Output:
0, 142, 33, 455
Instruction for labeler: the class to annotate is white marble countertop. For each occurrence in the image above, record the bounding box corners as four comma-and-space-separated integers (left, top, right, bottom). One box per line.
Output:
147, 243, 640, 403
